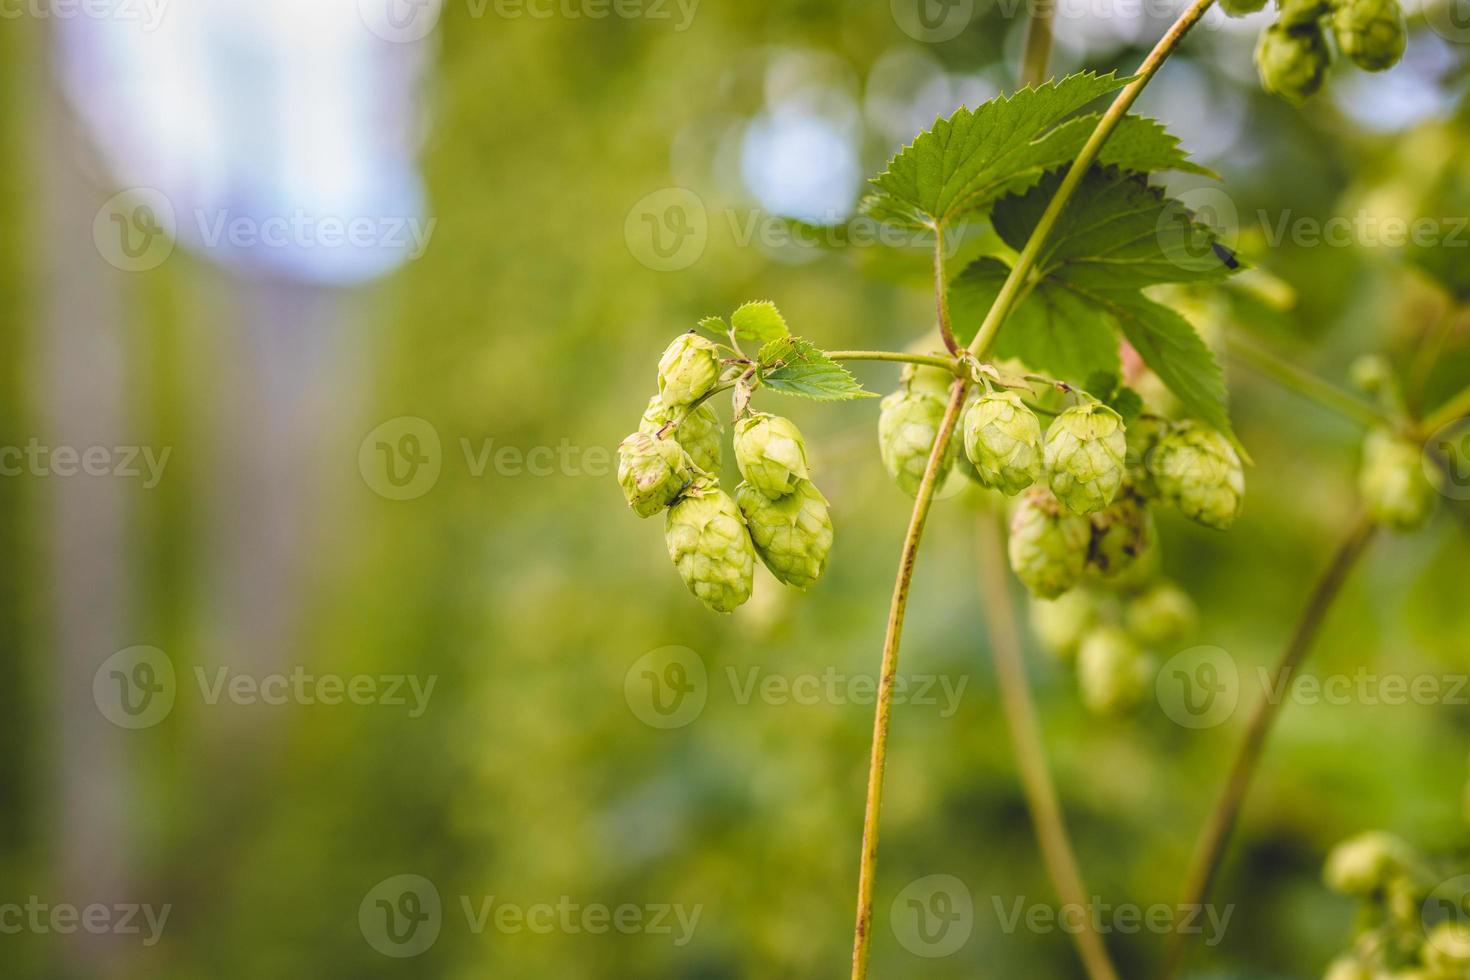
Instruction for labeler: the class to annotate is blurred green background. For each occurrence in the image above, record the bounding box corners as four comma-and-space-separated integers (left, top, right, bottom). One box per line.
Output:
1, 1, 1468, 977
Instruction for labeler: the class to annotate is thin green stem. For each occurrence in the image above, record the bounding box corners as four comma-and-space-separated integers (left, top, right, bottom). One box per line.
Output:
1020, 3, 1056, 88
1420, 384, 1470, 436
1226, 332, 1396, 431
967, 0, 1217, 359
975, 511, 1120, 980
827, 350, 961, 373
850, 378, 970, 980
1161, 515, 1378, 980
935, 225, 960, 355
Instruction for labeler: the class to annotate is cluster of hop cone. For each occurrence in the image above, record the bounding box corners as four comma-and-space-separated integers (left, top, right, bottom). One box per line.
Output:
1321, 831, 1470, 979
1237, 0, 1407, 104
617, 333, 833, 613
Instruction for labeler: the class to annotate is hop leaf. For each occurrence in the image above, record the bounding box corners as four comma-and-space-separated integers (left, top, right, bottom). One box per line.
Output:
1333, 0, 1407, 71
736, 478, 833, 590
658, 332, 723, 406
665, 482, 756, 613
1044, 404, 1128, 516
879, 389, 957, 497
1150, 421, 1245, 530
1256, 22, 1332, 105
640, 395, 722, 475
963, 389, 1044, 496
617, 431, 693, 518
1077, 626, 1153, 716
733, 412, 810, 497
1008, 489, 1091, 599
1360, 428, 1437, 532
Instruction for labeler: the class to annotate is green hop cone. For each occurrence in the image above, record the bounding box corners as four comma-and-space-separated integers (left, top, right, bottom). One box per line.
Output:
1323, 831, 1418, 896
1043, 404, 1128, 515
1219, 0, 1268, 14
901, 359, 956, 397
1333, 0, 1406, 71
1425, 922, 1470, 974
1279, 0, 1333, 26
1150, 421, 1245, 530
879, 389, 957, 497
1077, 626, 1154, 716
1028, 589, 1097, 663
1008, 490, 1091, 599
1124, 580, 1198, 646
736, 478, 833, 590
733, 412, 810, 497
963, 390, 1044, 496
1322, 956, 1372, 980
1360, 429, 1438, 531
1256, 22, 1332, 104
1124, 415, 1170, 499
640, 395, 721, 474
664, 481, 755, 613
617, 431, 693, 518
657, 332, 722, 406
1086, 495, 1156, 582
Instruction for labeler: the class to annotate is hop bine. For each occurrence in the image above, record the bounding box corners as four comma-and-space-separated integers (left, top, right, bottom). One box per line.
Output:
1043, 403, 1128, 516
664, 480, 756, 613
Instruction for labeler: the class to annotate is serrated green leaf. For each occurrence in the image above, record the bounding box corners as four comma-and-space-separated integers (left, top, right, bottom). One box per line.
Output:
950, 257, 1120, 382
863, 72, 1131, 229
1085, 370, 1120, 401
1109, 386, 1144, 423
731, 301, 790, 346
756, 337, 876, 402
696, 316, 727, 339
1094, 114, 1219, 179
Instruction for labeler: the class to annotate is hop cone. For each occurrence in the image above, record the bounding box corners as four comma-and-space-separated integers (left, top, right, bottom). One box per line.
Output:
1087, 495, 1155, 581
657, 332, 722, 406
664, 482, 755, 613
1426, 922, 1470, 974
1278, 0, 1332, 26
617, 431, 692, 518
1008, 490, 1091, 599
1077, 626, 1153, 717
1256, 22, 1331, 104
1360, 428, 1437, 531
640, 395, 721, 474
1333, 0, 1405, 71
1124, 580, 1197, 647
1150, 421, 1245, 530
900, 360, 954, 397
1028, 589, 1097, 663
736, 478, 833, 590
1322, 957, 1372, 980
1124, 415, 1170, 499
1219, 0, 1267, 15
963, 390, 1043, 496
1323, 831, 1418, 896
733, 412, 810, 497
1043, 404, 1127, 515
879, 389, 956, 497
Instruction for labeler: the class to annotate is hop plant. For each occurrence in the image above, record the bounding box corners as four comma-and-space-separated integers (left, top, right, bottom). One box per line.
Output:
736, 478, 833, 590
734, 412, 810, 497
879, 389, 957, 497
1322, 957, 1372, 980
1124, 414, 1170, 499
1043, 403, 1128, 515
1028, 589, 1097, 662
617, 431, 693, 518
1360, 429, 1438, 532
657, 332, 722, 406
1332, 0, 1406, 72
640, 395, 722, 474
1219, 0, 1268, 14
1087, 495, 1155, 582
664, 481, 756, 613
1324, 831, 1418, 896
1077, 626, 1153, 716
1256, 22, 1332, 104
1008, 489, 1091, 599
1150, 421, 1245, 530
1424, 922, 1470, 975
963, 389, 1044, 496
1124, 580, 1198, 646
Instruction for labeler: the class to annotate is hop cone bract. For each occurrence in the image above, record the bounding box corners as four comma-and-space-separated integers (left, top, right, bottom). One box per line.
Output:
640, 395, 721, 474
617, 431, 692, 518
664, 482, 755, 613
963, 389, 1043, 496
1043, 404, 1127, 515
733, 412, 809, 497
736, 478, 833, 590
1008, 489, 1091, 599
879, 389, 956, 497
1333, 0, 1406, 71
1150, 421, 1245, 530
657, 332, 722, 406
1360, 428, 1437, 531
